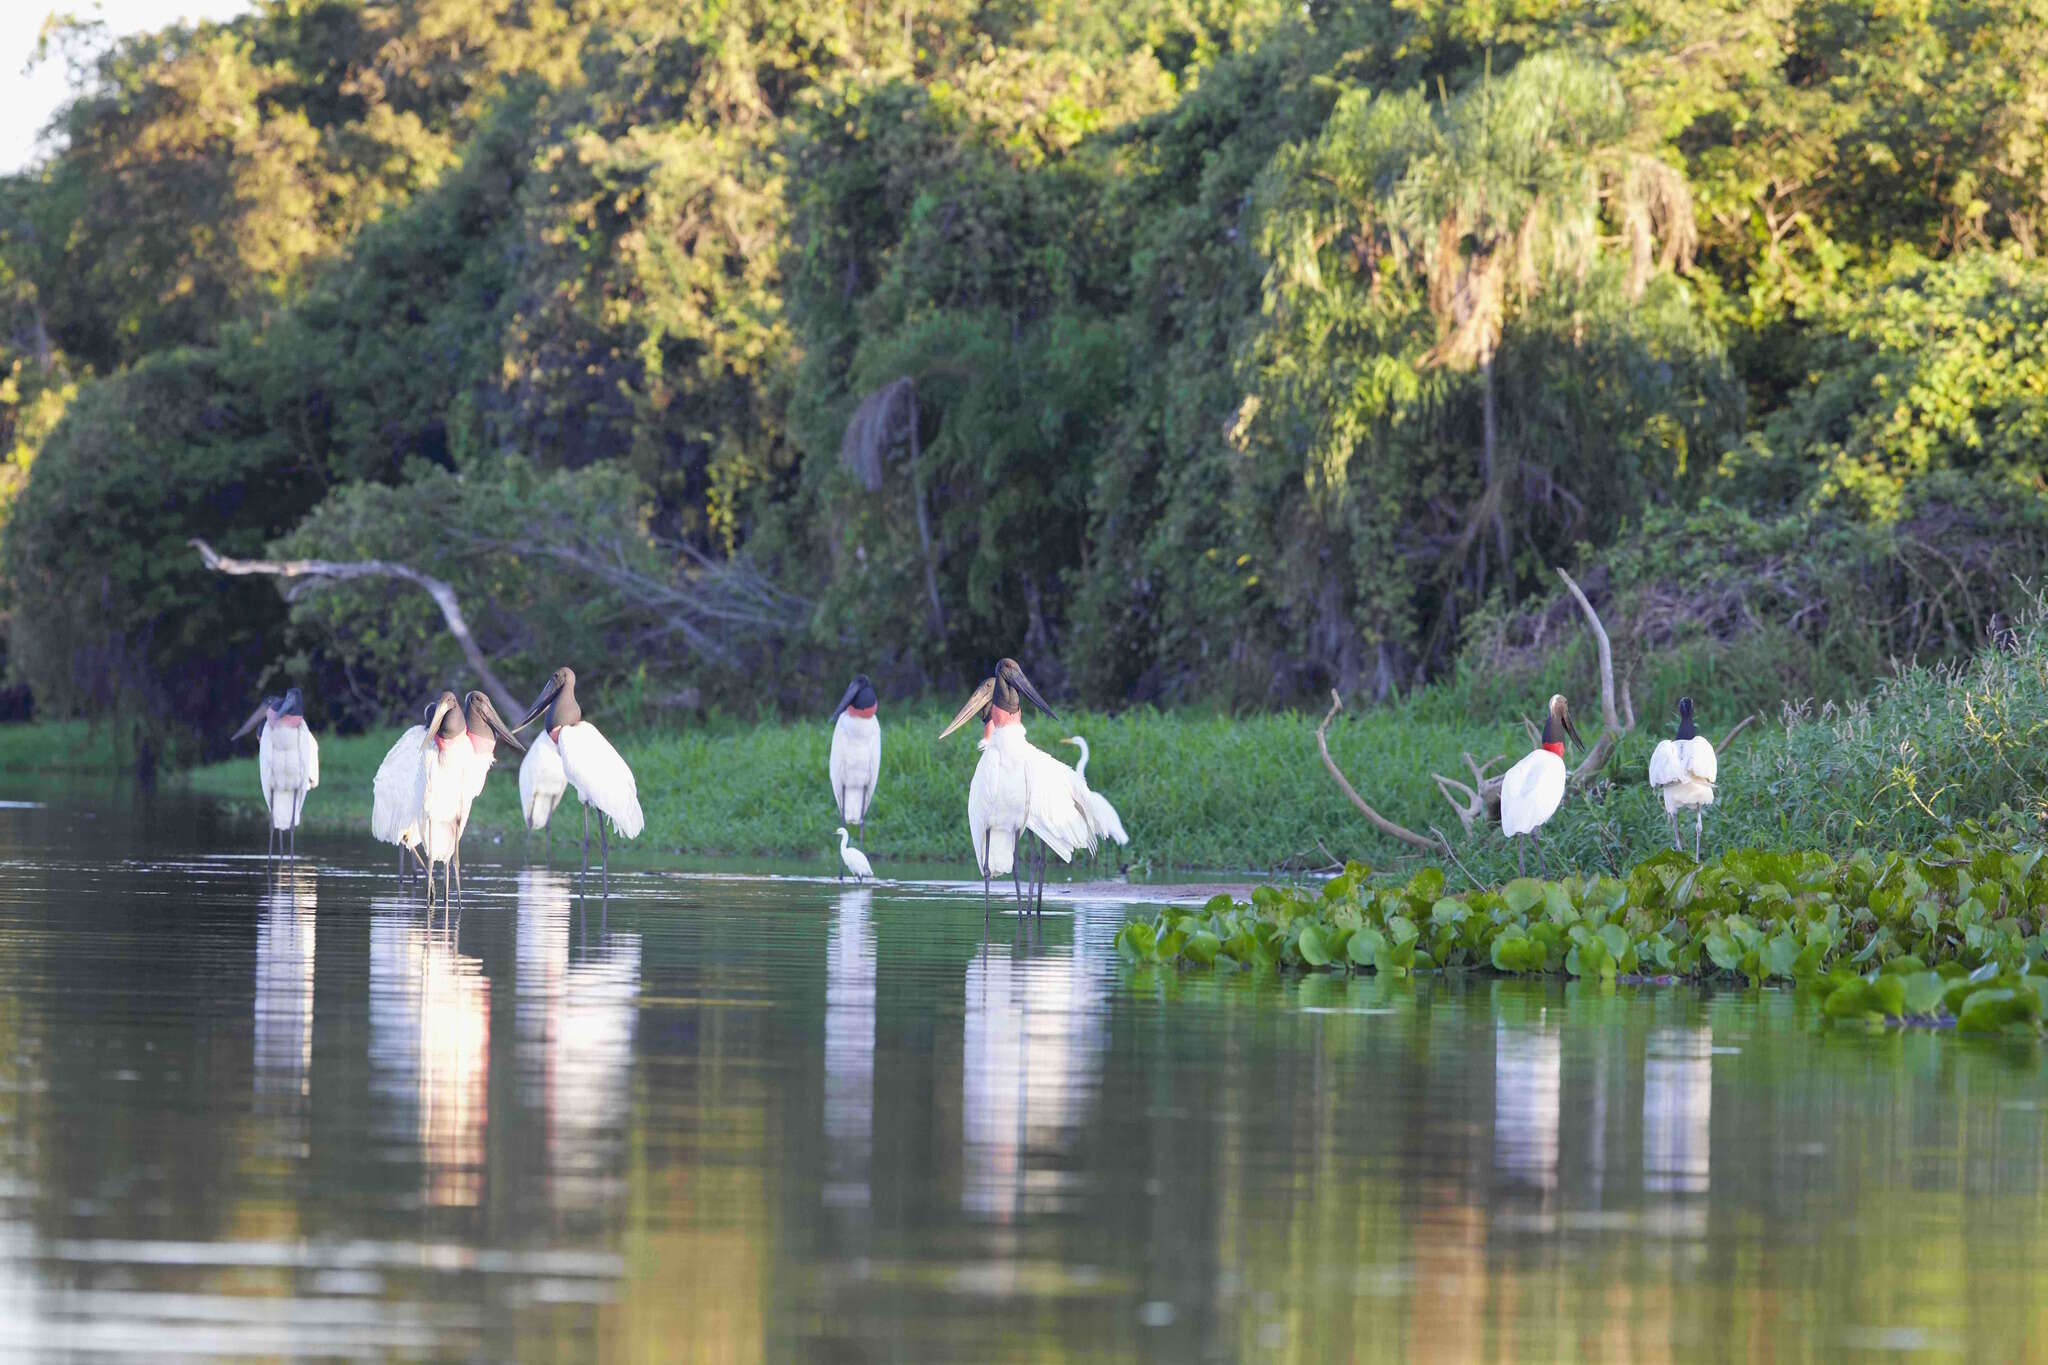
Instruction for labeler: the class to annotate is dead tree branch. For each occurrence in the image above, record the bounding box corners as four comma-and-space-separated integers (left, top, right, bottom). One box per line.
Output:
1316, 690, 1444, 852
190, 539, 522, 717
1556, 565, 1632, 783
1719, 713, 1757, 751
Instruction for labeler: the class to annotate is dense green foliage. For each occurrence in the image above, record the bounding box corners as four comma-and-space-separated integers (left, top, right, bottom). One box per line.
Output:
1115, 831, 2048, 1031
5, 0, 2048, 750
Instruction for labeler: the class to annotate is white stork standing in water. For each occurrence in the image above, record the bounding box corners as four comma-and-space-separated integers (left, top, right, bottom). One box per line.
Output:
939, 658, 1073, 923
829, 674, 881, 848
1649, 696, 1718, 860
1499, 694, 1584, 877
371, 700, 436, 883
517, 667, 643, 882
415, 691, 468, 906
231, 687, 319, 862
1060, 735, 1129, 867
518, 730, 568, 862
836, 827, 874, 882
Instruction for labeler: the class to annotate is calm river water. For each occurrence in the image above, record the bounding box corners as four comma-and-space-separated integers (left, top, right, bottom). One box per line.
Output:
0, 787, 2043, 1360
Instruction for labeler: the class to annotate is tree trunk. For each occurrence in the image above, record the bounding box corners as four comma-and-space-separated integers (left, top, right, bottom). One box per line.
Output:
907, 388, 947, 640
1481, 353, 1511, 599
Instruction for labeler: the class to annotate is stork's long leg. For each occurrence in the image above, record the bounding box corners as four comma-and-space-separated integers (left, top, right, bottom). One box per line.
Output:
1669, 811, 1681, 853
1695, 809, 1704, 863
581, 805, 590, 880
982, 829, 993, 934
600, 820, 610, 895
451, 844, 461, 904
1517, 838, 1526, 878
544, 821, 551, 865
1534, 830, 1549, 879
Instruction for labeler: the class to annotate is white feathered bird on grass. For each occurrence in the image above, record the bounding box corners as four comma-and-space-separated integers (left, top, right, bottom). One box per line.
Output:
1059, 735, 1129, 865
1648, 695, 1718, 860
1499, 694, 1584, 877
829, 674, 881, 847
516, 667, 643, 882
518, 730, 568, 861
939, 658, 1064, 923
231, 687, 319, 862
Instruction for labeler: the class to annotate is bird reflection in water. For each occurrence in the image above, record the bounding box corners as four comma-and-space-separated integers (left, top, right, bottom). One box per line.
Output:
823, 887, 875, 1217
1494, 1019, 1562, 1194
254, 866, 316, 1123
960, 908, 1110, 1223
515, 868, 640, 1210
1643, 1027, 1712, 1195
369, 902, 490, 1208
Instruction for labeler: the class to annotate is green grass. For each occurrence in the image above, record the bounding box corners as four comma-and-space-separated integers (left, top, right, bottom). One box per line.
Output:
169, 610, 2048, 880
0, 720, 126, 774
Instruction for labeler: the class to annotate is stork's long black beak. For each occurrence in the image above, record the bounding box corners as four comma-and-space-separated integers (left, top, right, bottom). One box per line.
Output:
1563, 712, 1586, 752
831, 678, 862, 723
516, 679, 562, 732
480, 697, 527, 753
1000, 659, 1057, 720
939, 679, 996, 739
230, 704, 268, 742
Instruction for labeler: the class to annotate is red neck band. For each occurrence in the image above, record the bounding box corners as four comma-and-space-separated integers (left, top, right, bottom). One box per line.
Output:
468, 731, 495, 754
549, 725, 564, 746
844, 703, 877, 719
1542, 741, 1565, 757
272, 713, 303, 729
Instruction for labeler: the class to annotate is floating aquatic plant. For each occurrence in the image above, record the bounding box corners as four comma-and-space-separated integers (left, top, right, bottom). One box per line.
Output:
1115, 820, 2048, 1033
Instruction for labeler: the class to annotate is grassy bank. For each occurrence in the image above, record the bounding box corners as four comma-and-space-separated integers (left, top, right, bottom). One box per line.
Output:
171, 616, 2048, 877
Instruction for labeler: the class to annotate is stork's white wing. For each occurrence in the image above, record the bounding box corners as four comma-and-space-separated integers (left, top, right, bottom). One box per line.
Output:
371, 725, 428, 844
1084, 790, 1129, 846
519, 731, 567, 830
1648, 738, 1686, 791
1684, 735, 1718, 786
301, 727, 320, 790
1024, 745, 1094, 862
559, 723, 644, 839
1500, 750, 1567, 838
257, 723, 277, 817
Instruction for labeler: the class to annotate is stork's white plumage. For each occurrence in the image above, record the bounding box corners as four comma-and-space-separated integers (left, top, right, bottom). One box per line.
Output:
1649, 696, 1718, 859
519, 730, 568, 857
371, 720, 430, 877
234, 687, 319, 860
518, 668, 642, 880
1499, 693, 1583, 876
837, 826, 874, 881
942, 657, 1063, 918
414, 693, 472, 900
1023, 740, 1094, 863
1061, 735, 1129, 852
829, 674, 881, 844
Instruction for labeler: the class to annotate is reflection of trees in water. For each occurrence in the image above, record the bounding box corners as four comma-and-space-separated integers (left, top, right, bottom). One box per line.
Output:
960, 909, 1112, 1224
253, 868, 315, 1115
1643, 1026, 1711, 1195
515, 868, 640, 1212
369, 910, 489, 1208
823, 887, 874, 1216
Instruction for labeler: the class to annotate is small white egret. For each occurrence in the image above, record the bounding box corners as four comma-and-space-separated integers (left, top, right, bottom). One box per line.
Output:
828, 674, 881, 847
517, 667, 643, 881
836, 827, 874, 882
1059, 735, 1129, 862
1648, 696, 1718, 859
230, 687, 319, 861
1022, 744, 1095, 902
371, 701, 435, 882
1499, 694, 1584, 877
518, 730, 568, 861
939, 658, 1064, 922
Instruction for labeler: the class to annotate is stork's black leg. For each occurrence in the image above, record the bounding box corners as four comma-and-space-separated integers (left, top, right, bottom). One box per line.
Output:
600, 820, 610, 895
1534, 830, 1549, 879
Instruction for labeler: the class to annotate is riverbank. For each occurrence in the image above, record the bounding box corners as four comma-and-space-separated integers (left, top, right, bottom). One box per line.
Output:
176, 626, 2048, 877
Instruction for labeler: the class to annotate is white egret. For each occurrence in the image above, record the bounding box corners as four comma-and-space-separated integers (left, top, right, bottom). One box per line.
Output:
1648, 696, 1717, 859
1059, 735, 1129, 862
1021, 744, 1095, 902
836, 827, 874, 882
518, 730, 568, 861
1499, 694, 1584, 876
371, 700, 435, 882
230, 687, 319, 861
939, 658, 1066, 921
829, 674, 881, 847
517, 667, 644, 881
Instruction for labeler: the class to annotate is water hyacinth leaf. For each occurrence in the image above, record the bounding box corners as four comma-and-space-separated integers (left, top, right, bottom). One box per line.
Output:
1764, 933, 1800, 981
1880, 954, 1929, 976
1432, 898, 1469, 927
1901, 971, 1948, 1017
1183, 931, 1221, 966
1349, 927, 1386, 966
1204, 894, 1235, 918
1958, 987, 2037, 1032
1503, 880, 1545, 915
1297, 924, 1331, 968
1386, 915, 1419, 947
1870, 974, 1907, 1018
1705, 930, 1742, 974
